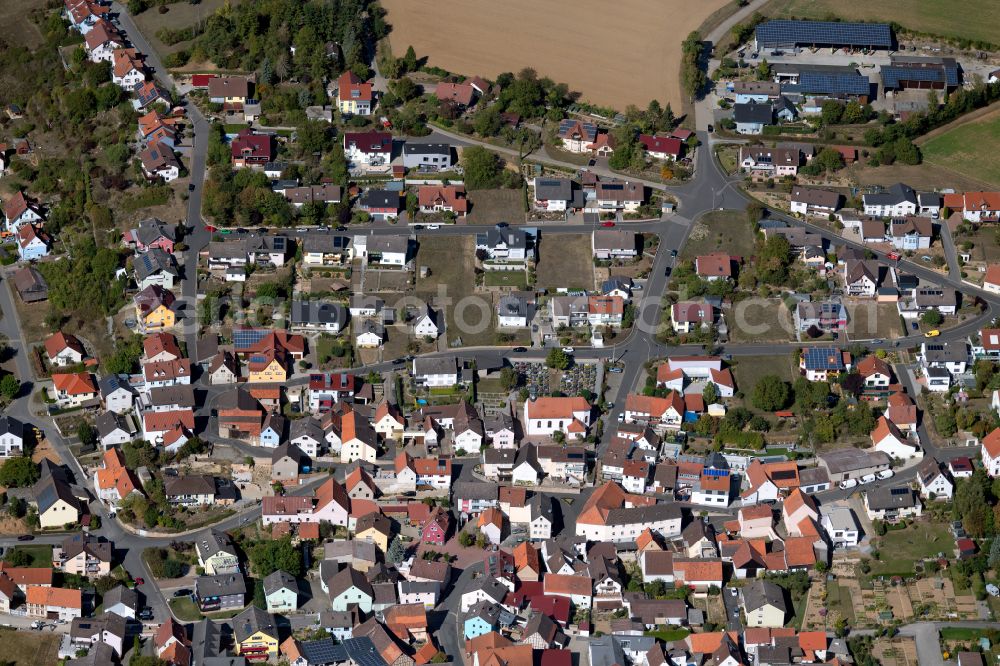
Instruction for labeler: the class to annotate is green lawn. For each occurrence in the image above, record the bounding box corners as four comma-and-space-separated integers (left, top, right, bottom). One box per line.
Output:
825, 581, 856, 623
484, 271, 528, 289
763, 0, 1000, 47
169, 596, 203, 621
645, 628, 690, 642
868, 520, 952, 577
3, 545, 53, 568
921, 110, 1000, 188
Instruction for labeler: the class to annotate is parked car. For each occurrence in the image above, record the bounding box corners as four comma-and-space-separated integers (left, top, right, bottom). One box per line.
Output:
838, 478, 858, 490
887, 251, 901, 261
512, 347, 527, 352
426, 224, 440, 230
204, 225, 217, 233
138, 607, 154, 621
925, 329, 940, 338
172, 589, 191, 598
188, 183, 196, 192
609, 366, 624, 373
877, 469, 894, 480
911, 322, 919, 331
496, 222, 509, 228
601, 221, 616, 227
562, 347, 575, 354
17, 534, 33, 541
670, 249, 678, 257
860, 474, 877, 485
134, 577, 145, 586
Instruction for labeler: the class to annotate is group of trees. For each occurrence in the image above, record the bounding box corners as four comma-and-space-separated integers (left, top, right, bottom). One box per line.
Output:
195, 0, 387, 84
249, 536, 303, 577
681, 32, 707, 101
39, 239, 126, 321
0, 457, 39, 488
953, 468, 1000, 538
461, 146, 521, 190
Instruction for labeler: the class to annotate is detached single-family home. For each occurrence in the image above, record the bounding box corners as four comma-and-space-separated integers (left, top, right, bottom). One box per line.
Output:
17, 225, 50, 261
4, 191, 44, 232
558, 119, 597, 153
51, 372, 99, 407
358, 189, 400, 221
695, 253, 735, 281
887, 216, 932, 250
799, 348, 851, 382
739, 146, 801, 176
403, 143, 453, 171
336, 71, 373, 116
864, 485, 922, 522
290, 300, 349, 334
593, 229, 639, 260
0, 416, 26, 458
791, 187, 841, 216
742, 580, 787, 628
44, 332, 85, 367
639, 134, 683, 161
533, 177, 575, 212
263, 570, 298, 613
139, 142, 180, 182
863, 183, 918, 218
916, 457, 953, 499
344, 131, 392, 167
733, 102, 773, 134
417, 184, 467, 216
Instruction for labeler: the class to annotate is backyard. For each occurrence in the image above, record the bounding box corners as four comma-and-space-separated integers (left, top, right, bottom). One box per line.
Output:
535, 234, 595, 291
867, 520, 952, 578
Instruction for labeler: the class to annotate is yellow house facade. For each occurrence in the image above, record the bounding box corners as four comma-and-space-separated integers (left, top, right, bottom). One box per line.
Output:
140, 302, 176, 330
248, 357, 287, 383
40, 498, 80, 529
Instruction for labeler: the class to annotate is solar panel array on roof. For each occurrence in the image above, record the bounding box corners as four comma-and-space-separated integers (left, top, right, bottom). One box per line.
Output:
803, 347, 845, 370
705, 468, 729, 477
233, 328, 269, 349
881, 65, 959, 89
755, 20, 892, 49
890, 487, 909, 496
771, 469, 797, 480
787, 71, 871, 96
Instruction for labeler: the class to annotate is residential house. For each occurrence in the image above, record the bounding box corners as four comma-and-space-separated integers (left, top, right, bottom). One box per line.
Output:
51, 372, 98, 407
290, 300, 349, 334
863, 183, 918, 218
887, 216, 932, 250
25, 586, 82, 622
233, 606, 279, 660
344, 131, 392, 167
799, 348, 851, 382
263, 570, 298, 613
558, 119, 597, 153
497, 294, 530, 328
640, 135, 683, 161
327, 566, 374, 613
139, 142, 180, 182
475, 225, 532, 261
195, 531, 240, 576
44, 332, 85, 367
16, 225, 50, 261
336, 71, 373, 115
592, 229, 639, 259
93, 447, 142, 507
791, 187, 841, 216
742, 580, 787, 628
733, 102, 773, 134
695, 253, 735, 281
983, 428, 1000, 476
0, 416, 25, 458
133, 248, 178, 290
230, 130, 272, 169
740, 146, 801, 177
916, 457, 953, 500
208, 76, 251, 105
165, 475, 218, 506
403, 143, 453, 171
821, 507, 860, 549
52, 533, 112, 579
794, 300, 847, 334
857, 355, 893, 397
594, 181, 644, 212
418, 184, 467, 216
3, 191, 44, 232
359, 189, 400, 221
195, 573, 247, 611
844, 258, 878, 297
133, 284, 176, 332
533, 178, 575, 212
864, 486, 922, 522
112, 48, 144, 88
102, 585, 137, 620
412, 356, 460, 387
435, 81, 475, 107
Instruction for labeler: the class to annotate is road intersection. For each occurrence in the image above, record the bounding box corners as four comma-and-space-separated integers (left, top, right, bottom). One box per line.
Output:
0, 7, 992, 657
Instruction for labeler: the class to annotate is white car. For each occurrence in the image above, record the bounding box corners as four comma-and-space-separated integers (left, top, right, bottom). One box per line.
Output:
877, 469, 894, 480
839, 478, 858, 490
562, 347, 575, 354
426, 224, 440, 230
860, 474, 877, 485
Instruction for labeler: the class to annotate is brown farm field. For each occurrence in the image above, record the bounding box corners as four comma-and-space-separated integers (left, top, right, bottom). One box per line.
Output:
380, 0, 731, 111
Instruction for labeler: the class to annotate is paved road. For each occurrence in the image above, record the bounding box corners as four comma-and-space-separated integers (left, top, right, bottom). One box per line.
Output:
4, 3, 987, 636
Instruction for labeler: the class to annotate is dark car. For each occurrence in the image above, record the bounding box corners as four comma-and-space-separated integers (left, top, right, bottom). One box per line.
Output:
670, 249, 678, 257
138, 608, 154, 620
188, 183, 195, 192
17, 534, 34, 541
413, 225, 424, 230
235, 227, 248, 234
707, 124, 714, 132
335, 225, 347, 231
512, 347, 527, 352
256, 227, 268, 234
172, 589, 191, 598
664, 267, 672, 276
496, 222, 509, 228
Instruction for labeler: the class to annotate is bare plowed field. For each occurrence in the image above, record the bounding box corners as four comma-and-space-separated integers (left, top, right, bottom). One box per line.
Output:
381, 0, 731, 110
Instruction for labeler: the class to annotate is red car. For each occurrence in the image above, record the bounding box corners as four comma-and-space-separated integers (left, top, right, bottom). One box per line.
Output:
887, 251, 901, 261
204, 225, 218, 233
601, 221, 616, 227
134, 577, 145, 586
